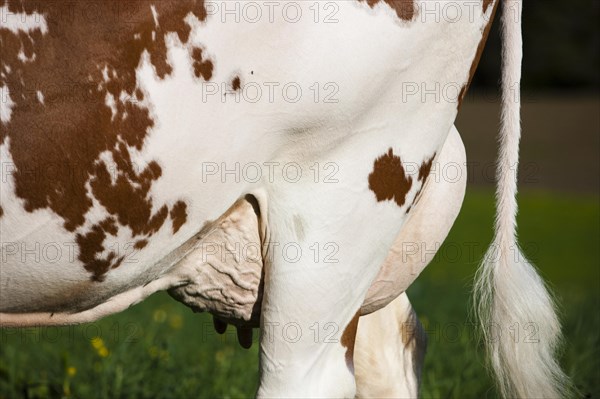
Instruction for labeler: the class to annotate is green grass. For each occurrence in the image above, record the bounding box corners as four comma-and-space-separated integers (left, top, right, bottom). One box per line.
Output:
0, 189, 598, 398
409, 189, 599, 398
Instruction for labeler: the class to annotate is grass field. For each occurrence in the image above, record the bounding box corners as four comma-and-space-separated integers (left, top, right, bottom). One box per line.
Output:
1, 188, 598, 399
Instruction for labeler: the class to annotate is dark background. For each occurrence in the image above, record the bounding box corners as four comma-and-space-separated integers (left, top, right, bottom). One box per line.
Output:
473, 0, 599, 91
458, 0, 599, 194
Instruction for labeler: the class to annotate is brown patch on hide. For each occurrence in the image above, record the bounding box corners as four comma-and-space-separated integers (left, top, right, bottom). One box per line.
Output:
0, 1, 208, 280
76, 217, 124, 282
134, 240, 148, 250
191, 47, 214, 81
90, 160, 169, 237
170, 200, 188, 234
411, 153, 436, 208
368, 148, 413, 207
232, 76, 241, 91
360, 0, 415, 21
341, 311, 361, 372
418, 154, 435, 183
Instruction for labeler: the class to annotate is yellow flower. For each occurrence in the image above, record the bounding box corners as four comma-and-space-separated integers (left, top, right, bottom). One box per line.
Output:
91, 337, 104, 350
169, 314, 183, 330
91, 336, 109, 357
153, 309, 167, 323
98, 347, 109, 358
67, 366, 77, 377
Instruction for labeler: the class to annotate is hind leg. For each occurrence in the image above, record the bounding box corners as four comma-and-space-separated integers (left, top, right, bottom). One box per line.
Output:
354, 293, 426, 398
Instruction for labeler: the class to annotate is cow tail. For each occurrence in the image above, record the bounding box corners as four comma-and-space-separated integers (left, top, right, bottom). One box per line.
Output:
472, 1, 573, 397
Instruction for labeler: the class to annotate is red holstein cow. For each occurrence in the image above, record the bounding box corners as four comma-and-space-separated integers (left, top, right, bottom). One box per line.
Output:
0, 1, 571, 397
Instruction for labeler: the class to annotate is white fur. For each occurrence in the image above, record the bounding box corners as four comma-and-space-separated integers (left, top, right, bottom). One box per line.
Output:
0, 84, 15, 123
472, 1, 572, 397
0, 5, 48, 34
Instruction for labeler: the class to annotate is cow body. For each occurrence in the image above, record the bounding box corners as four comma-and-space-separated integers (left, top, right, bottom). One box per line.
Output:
1, 0, 489, 312
2, 2, 571, 398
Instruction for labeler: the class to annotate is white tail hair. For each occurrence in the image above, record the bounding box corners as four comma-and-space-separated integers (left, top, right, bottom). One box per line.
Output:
473, 1, 573, 398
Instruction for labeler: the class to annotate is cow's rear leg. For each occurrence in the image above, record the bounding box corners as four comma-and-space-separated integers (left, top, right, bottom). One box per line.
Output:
255, 207, 386, 398
354, 292, 426, 399
254, 173, 417, 397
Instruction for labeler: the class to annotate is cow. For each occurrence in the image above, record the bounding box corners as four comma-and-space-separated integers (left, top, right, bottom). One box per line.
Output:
0, 0, 572, 397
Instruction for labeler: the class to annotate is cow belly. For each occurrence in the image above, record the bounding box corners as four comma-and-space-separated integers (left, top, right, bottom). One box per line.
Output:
361, 125, 467, 315
1, 1, 490, 315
